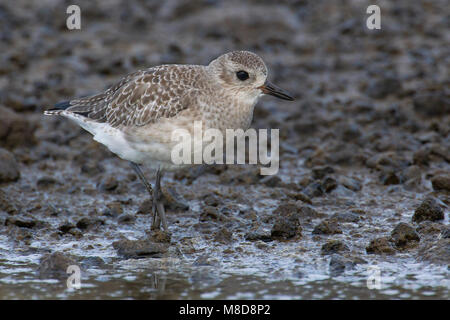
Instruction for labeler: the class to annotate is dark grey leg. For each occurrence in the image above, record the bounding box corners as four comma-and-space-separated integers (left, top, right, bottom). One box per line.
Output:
130, 162, 153, 196
153, 168, 168, 231
129, 162, 160, 230
130, 162, 168, 231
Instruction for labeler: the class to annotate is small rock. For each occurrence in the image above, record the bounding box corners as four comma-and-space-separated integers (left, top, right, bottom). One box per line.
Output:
380, 171, 401, 185
338, 122, 362, 142
117, 214, 135, 224
338, 176, 362, 191
297, 205, 323, 219
413, 197, 444, 223
431, 174, 450, 191
329, 255, 366, 276
199, 206, 225, 221
366, 76, 402, 99
330, 185, 355, 197
58, 222, 76, 234
38, 252, 76, 279
11, 227, 32, 242
98, 176, 118, 191
273, 201, 321, 219
288, 191, 312, 204
366, 237, 395, 255
331, 212, 360, 223
260, 175, 282, 187
403, 165, 422, 181
413, 92, 450, 117
0, 148, 20, 183
36, 176, 59, 189
255, 240, 269, 250
201, 194, 221, 207
106, 201, 123, 216
213, 228, 233, 244
3, 92, 37, 112
0, 189, 19, 214
293, 120, 317, 135
322, 176, 337, 193
272, 202, 324, 234
321, 240, 350, 255
328, 255, 356, 276
271, 216, 301, 240
312, 166, 335, 179
402, 165, 423, 189
76, 217, 104, 230
5, 217, 36, 229
366, 152, 409, 171
0, 106, 36, 149
303, 182, 323, 198
429, 144, 450, 163
149, 230, 171, 243
312, 219, 342, 235
413, 148, 430, 165
326, 144, 363, 166
113, 239, 168, 259
390, 223, 420, 248
245, 227, 272, 242
329, 255, 346, 275
81, 161, 105, 175
220, 167, 260, 185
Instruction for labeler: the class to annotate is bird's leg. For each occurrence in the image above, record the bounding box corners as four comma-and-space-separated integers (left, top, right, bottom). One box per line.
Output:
151, 191, 161, 230
129, 162, 159, 229
153, 168, 168, 231
130, 162, 153, 195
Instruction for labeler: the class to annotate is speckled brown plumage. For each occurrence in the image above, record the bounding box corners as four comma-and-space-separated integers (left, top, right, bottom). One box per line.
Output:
58, 65, 207, 127
44, 50, 291, 170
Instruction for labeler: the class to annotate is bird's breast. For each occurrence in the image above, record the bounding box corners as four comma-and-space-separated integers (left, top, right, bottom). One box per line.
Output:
201, 93, 258, 132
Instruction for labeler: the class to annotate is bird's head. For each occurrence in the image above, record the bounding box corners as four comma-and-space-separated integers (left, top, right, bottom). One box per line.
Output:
208, 51, 294, 102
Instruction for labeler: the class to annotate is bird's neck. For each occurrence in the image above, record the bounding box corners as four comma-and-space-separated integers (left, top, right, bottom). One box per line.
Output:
215, 90, 260, 131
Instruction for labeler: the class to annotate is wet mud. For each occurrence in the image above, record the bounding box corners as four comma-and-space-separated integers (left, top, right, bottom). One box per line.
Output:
0, 0, 449, 299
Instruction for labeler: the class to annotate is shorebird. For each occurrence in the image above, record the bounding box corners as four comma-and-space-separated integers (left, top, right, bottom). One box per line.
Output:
45, 51, 294, 232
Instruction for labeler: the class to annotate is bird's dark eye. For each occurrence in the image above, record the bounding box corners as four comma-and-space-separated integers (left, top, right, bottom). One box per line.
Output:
236, 70, 249, 81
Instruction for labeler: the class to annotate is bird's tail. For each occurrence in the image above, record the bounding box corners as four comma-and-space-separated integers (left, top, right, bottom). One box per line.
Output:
43, 100, 71, 115
43, 109, 63, 115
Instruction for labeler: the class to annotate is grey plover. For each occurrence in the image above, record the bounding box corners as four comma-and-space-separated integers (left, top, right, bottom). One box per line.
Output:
45, 51, 294, 231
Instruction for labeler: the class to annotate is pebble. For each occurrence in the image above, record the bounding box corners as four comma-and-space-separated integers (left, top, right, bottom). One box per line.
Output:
38, 252, 76, 279
390, 223, 420, 248
113, 239, 169, 259
312, 219, 342, 235
431, 174, 450, 191
0, 148, 20, 183
366, 237, 395, 255
321, 240, 350, 255
413, 197, 444, 223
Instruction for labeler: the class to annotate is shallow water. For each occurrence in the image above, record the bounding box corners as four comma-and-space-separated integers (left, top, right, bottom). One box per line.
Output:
0, 0, 449, 300
0, 251, 448, 299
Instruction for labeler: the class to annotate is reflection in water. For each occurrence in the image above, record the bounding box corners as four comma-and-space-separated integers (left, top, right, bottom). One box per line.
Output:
0, 258, 448, 299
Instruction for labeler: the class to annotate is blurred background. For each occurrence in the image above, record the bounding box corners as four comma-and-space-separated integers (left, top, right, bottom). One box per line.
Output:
0, 0, 448, 299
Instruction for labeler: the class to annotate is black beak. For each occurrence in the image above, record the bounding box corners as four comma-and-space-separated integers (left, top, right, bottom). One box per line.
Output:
259, 81, 294, 101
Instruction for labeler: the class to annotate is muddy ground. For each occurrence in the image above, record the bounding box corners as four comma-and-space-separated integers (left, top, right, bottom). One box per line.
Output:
0, 0, 449, 299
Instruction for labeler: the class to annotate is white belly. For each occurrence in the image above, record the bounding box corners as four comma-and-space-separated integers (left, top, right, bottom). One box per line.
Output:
63, 111, 193, 171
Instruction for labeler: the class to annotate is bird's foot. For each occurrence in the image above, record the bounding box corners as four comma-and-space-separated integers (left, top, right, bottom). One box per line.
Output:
151, 186, 169, 231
